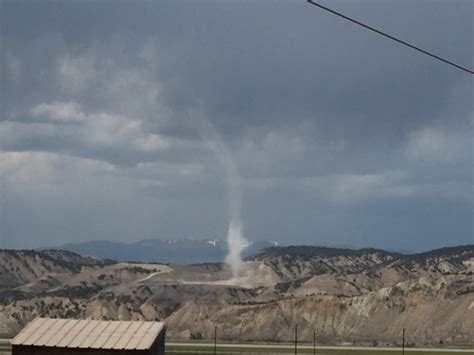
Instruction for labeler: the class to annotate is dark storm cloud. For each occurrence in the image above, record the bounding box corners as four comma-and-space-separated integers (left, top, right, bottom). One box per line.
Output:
0, 0, 472, 250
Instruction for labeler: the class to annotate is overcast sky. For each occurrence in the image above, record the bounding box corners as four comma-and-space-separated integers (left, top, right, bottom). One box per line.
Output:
0, 0, 472, 251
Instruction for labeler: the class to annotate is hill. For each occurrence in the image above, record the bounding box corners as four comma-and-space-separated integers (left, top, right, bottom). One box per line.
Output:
0, 249, 114, 291
0, 245, 473, 347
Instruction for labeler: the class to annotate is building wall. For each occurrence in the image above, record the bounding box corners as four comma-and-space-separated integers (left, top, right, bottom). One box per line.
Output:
149, 328, 166, 355
12, 346, 153, 355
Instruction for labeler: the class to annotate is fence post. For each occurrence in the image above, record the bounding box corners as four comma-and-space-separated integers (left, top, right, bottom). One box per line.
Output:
402, 328, 405, 355
294, 324, 298, 355
313, 329, 316, 355
214, 326, 217, 355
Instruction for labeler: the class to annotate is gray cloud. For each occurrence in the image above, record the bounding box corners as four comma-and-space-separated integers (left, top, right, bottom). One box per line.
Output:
0, 0, 472, 251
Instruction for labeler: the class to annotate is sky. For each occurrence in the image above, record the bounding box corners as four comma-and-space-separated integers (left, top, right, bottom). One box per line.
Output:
0, 0, 472, 252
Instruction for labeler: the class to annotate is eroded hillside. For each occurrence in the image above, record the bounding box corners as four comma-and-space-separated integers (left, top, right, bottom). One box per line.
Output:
0, 246, 473, 347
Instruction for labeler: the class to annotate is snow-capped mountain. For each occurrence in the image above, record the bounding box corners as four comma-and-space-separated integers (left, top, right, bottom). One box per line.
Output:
50, 239, 279, 264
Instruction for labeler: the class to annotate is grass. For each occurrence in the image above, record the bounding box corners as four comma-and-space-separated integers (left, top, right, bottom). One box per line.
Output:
0, 349, 470, 354
166, 344, 473, 355
166, 352, 469, 355
0, 342, 471, 355
166, 351, 470, 355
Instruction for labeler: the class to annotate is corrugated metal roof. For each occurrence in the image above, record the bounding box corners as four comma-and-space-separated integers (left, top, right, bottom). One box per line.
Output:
11, 318, 165, 350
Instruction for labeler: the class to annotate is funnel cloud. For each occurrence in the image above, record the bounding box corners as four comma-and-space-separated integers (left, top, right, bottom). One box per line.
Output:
193, 111, 248, 276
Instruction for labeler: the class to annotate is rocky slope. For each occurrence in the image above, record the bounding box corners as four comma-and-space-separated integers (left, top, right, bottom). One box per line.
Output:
0, 249, 113, 291
0, 245, 472, 347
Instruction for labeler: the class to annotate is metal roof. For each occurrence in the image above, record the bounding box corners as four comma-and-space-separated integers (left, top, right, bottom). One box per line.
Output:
11, 318, 165, 350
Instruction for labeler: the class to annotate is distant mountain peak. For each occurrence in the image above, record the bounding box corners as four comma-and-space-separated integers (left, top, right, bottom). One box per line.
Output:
48, 238, 279, 264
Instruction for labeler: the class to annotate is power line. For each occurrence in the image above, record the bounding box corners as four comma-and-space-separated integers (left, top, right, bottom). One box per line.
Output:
306, 0, 473, 74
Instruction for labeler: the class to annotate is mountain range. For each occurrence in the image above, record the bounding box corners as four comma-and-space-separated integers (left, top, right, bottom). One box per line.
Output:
49, 239, 279, 264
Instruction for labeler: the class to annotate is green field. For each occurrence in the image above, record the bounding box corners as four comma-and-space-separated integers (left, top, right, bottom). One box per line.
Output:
0, 342, 472, 355
166, 343, 473, 355
166, 352, 471, 355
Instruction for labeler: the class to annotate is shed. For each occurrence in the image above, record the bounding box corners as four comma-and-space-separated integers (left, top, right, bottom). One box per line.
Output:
11, 318, 166, 355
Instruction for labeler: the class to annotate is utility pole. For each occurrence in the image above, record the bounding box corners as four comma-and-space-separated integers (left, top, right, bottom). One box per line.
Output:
402, 328, 405, 355
313, 330, 316, 355
214, 326, 217, 355
294, 324, 298, 355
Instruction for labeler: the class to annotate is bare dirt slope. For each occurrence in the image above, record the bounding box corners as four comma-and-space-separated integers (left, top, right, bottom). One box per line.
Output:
0, 246, 472, 347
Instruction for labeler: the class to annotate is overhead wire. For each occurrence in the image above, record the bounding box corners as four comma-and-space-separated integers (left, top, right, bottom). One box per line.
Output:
306, 0, 473, 74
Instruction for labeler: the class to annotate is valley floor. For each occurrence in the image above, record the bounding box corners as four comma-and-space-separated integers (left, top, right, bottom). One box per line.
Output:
166, 342, 473, 354
2, 340, 474, 355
